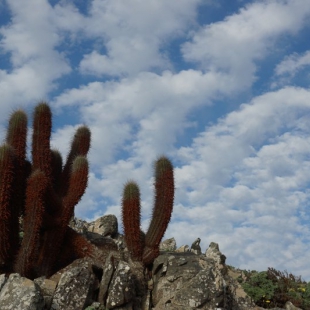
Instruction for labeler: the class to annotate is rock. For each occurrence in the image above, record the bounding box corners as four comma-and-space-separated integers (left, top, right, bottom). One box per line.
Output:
151, 246, 255, 310
285, 301, 303, 310
50, 258, 96, 310
0, 274, 6, 291
69, 217, 90, 234
106, 261, 135, 309
0, 224, 295, 310
175, 245, 190, 252
0, 273, 44, 310
85, 302, 106, 310
160, 237, 177, 251
89, 214, 118, 237
34, 277, 57, 309
190, 237, 202, 255
205, 242, 226, 265
151, 252, 225, 309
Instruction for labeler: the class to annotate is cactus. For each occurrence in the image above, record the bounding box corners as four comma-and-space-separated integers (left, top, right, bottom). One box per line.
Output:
0, 101, 175, 282
122, 181, 143, 261
0, 144, 17, 271
14, 170, 49, 278
0, 102, 98, 278
121, 156, 174, 267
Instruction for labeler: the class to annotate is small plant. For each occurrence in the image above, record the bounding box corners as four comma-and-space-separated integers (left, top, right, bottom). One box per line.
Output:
241, 267, 310, 309
241, 271, 277, 308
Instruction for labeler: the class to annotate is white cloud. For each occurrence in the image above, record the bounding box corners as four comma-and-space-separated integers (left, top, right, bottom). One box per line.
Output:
0, 0, 71, 120
182, 0, 310, 88
171, 86, 310, 277
78, 0, 202, 76
275, 50, 310, 76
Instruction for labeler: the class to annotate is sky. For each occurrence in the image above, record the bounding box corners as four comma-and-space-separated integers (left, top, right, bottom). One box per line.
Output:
1, 0, 310, 280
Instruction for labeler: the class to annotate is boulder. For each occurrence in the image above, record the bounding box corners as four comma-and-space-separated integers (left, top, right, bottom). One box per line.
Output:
0, 273, 44, 310
50, 258, 96, 310
160, 237, 177, 252
89, 215, 118, 237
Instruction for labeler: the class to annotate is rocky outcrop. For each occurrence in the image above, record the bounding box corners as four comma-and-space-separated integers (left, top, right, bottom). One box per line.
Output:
0, 216, 300, 310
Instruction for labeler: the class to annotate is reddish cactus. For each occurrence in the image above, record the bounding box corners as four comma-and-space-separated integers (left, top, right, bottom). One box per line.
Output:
32, 102, 52, 180
0, 102, 94, 278
61, 126, 91, 197
6, 110, 27, 163
121, 156, 174, 266
145, 156, 174, 249
122, 181, 143, 261
14, 170, 49, 278
62, 155, 89, 226
0, 144, 17, 270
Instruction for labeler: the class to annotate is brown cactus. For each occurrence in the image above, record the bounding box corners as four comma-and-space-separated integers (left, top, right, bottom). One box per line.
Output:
32, 102, 53, 180
14, 170, 49, 278
0, 102, 96, 278
145, 156, 174, 248
121, 156, 174, 267
61, 126, 91, 197
122, 181, 143, 261
0, 144, 17, 270
62, 155, 89, 226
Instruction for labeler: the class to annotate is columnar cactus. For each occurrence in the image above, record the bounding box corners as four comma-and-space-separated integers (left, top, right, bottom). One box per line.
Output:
0, 144, 17, 271
0, 102, 98, 278
122, 156, 174, 267
122, 181, 143, 261
0, 101, 175, 282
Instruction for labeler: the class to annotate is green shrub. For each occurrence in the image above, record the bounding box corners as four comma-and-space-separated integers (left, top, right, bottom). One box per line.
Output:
241, 271, 277, 308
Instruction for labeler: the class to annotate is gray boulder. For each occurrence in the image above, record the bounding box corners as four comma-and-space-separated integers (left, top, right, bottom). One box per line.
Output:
0, 273, 44, 310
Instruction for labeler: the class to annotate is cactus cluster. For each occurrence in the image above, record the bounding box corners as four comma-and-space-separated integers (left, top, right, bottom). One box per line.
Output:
0, 102, 99, 278
0, 102, 174, 280
122, 156, 174, 266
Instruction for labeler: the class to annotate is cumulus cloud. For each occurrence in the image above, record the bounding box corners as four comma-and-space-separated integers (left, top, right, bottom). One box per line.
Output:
0, 0, 71, 120
182, 0, 310, 88
275, 50, 310, 76
78, 0, 202, 76
171, 86, 310, 277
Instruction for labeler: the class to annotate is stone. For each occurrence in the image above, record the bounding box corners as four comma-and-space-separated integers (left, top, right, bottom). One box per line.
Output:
190, 237, 202, 255
205, 242, 226, 265
34, 277, 57, 309
285, 301, 303, 310
89, 214, 118, 237
175, 245, 190, 252
106, 261, 135, 309
69, 217, 90, 234
50, 258, 96, 310
0, 273, 44, 310
160, 237, 177, 252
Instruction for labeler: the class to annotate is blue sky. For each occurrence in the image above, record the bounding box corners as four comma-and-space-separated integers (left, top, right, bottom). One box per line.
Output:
1, 0, 310, 279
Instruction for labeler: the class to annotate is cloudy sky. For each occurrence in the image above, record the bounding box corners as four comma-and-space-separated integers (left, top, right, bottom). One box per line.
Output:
1, 0, 310, 279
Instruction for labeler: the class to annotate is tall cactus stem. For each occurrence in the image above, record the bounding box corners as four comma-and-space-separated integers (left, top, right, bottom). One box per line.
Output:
145, 156, 174, 249
122, 181, 143, 261
50, 149, 63, 192
6, 110, 28, 217
61, 126, 91, 196
32, 102, 52, 180
6, 109, 28, 162
62, 155, 89, 226
0, 144, 17, 269
14, 170, 48, 278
